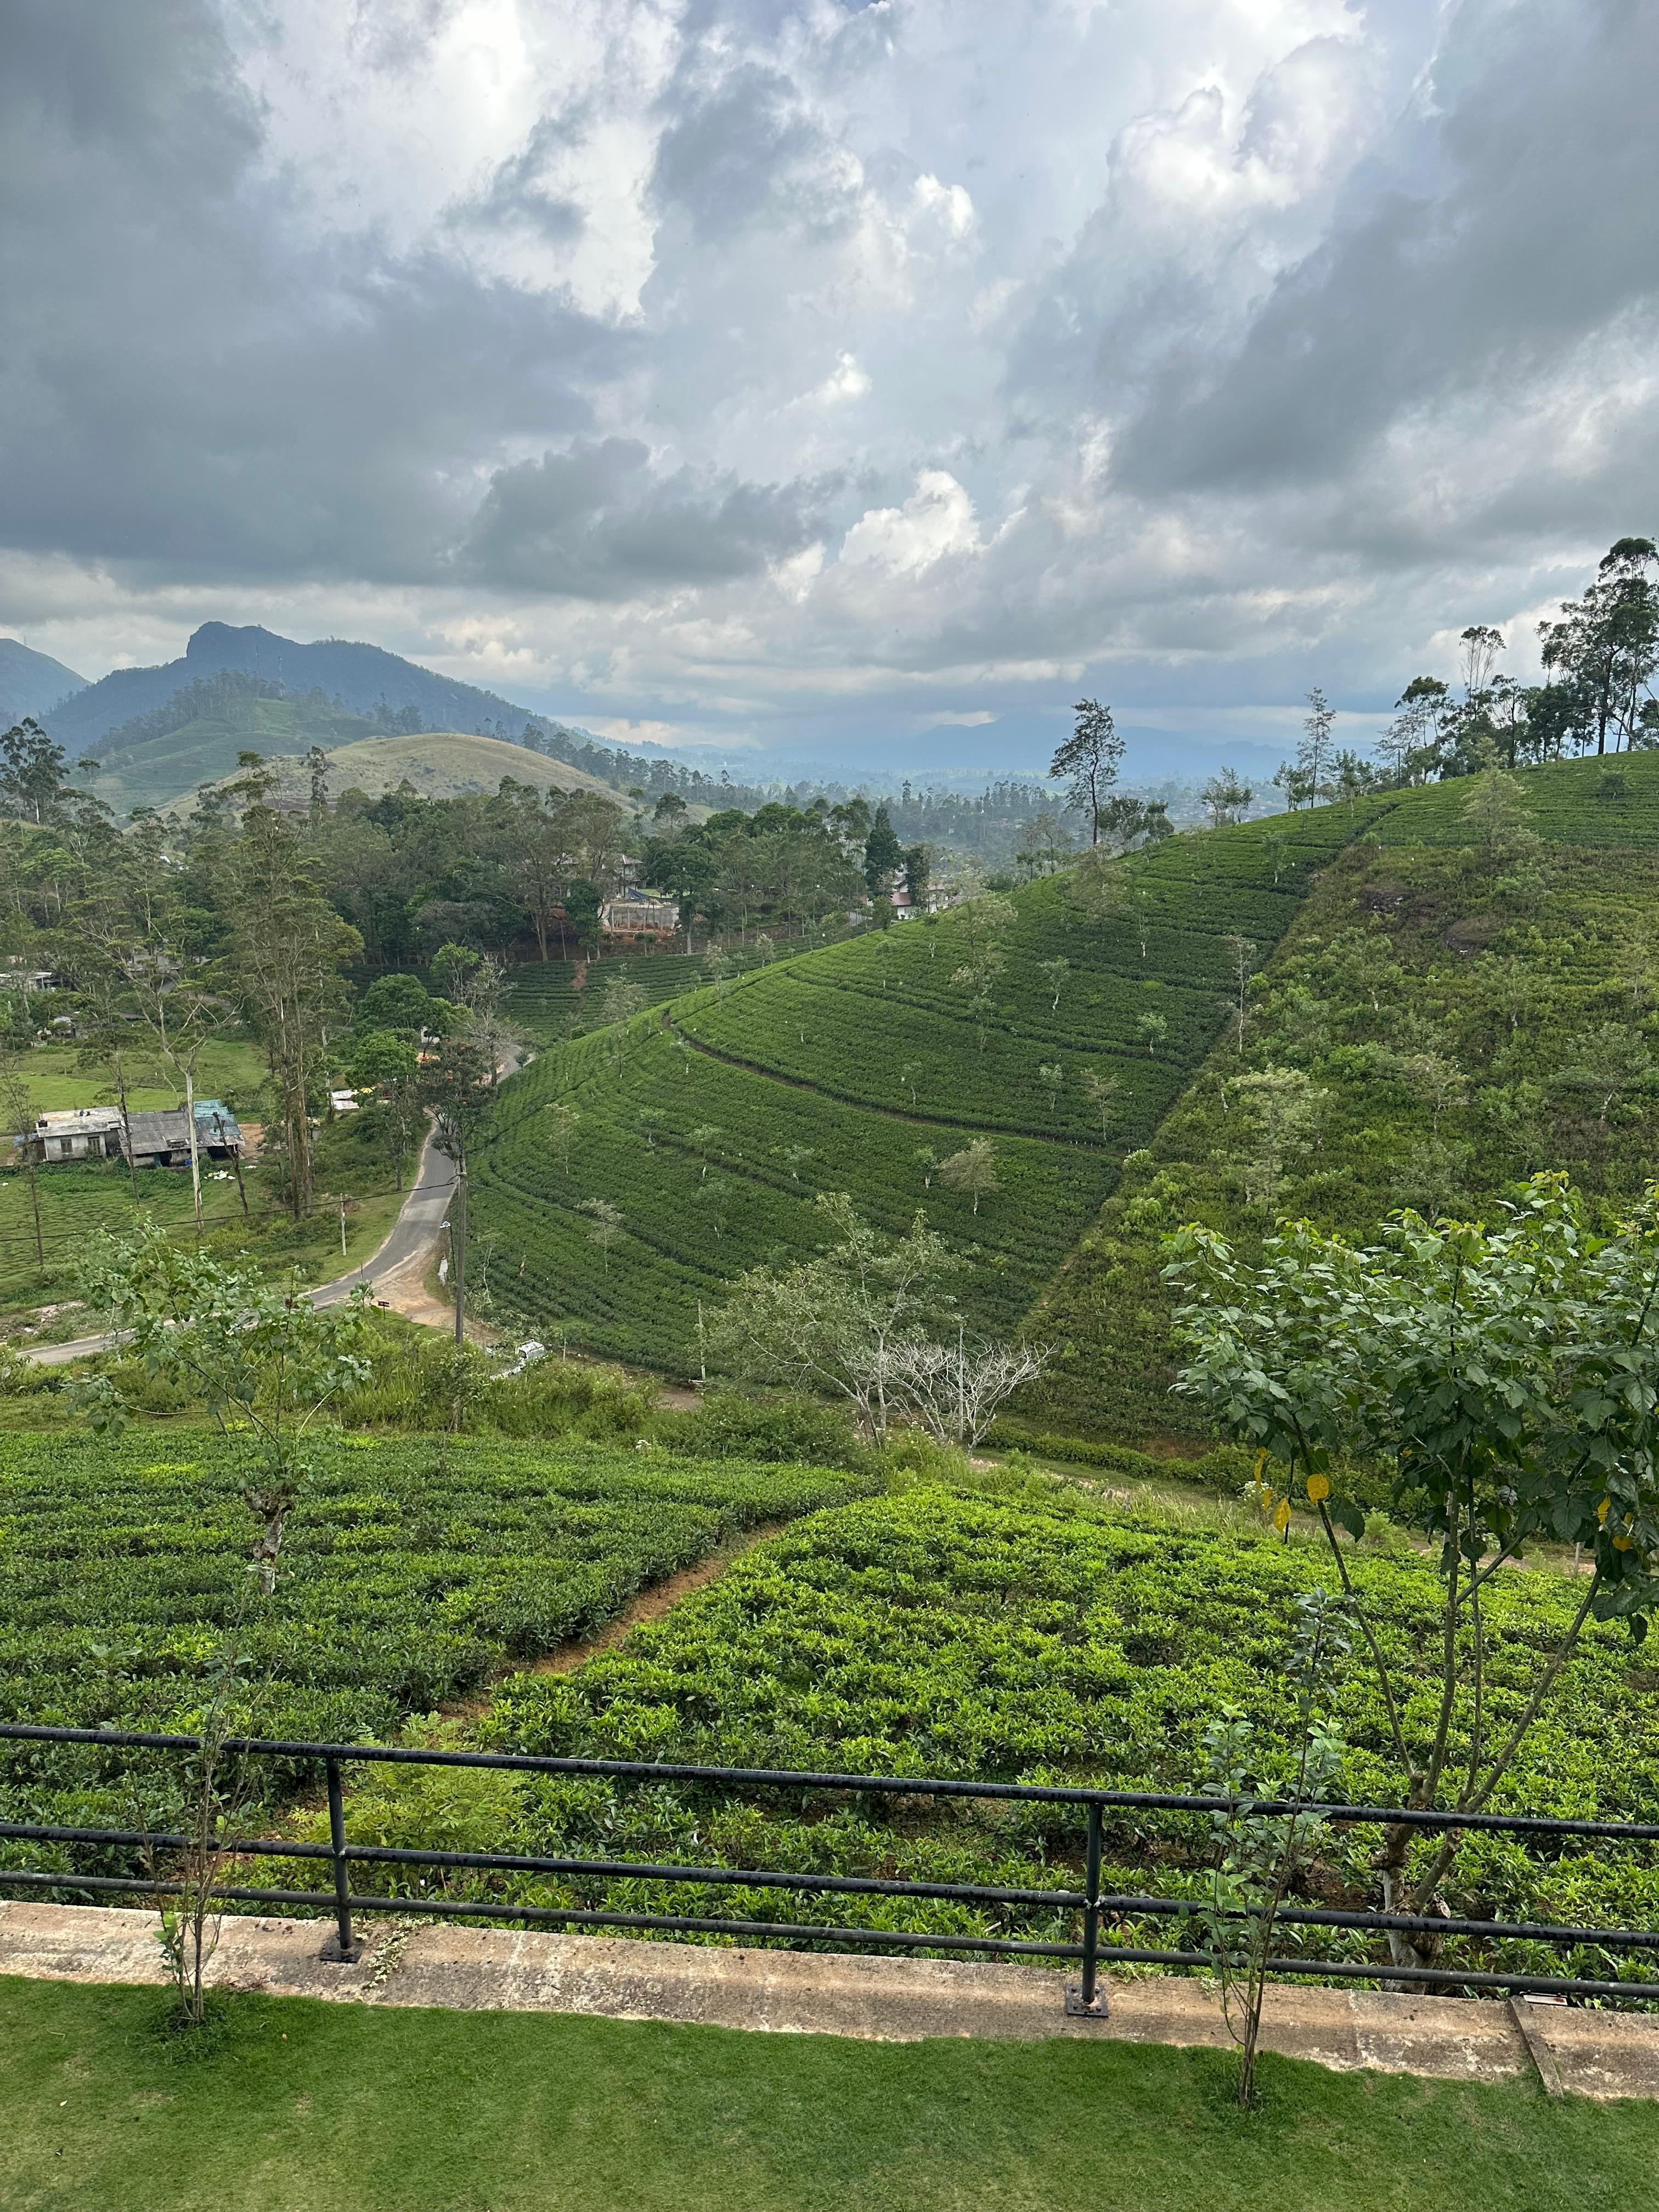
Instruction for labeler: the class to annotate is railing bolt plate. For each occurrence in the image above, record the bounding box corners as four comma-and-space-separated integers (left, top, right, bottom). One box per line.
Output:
1064, 1982, 1108, 2018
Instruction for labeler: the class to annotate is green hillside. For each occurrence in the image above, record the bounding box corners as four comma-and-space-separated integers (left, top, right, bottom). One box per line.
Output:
1024, 751, 1659, 1440
469, 803, 1372, 1370
94, 694, 387, 814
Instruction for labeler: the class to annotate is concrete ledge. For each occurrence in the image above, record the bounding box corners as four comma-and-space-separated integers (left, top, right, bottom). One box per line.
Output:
3, 1900, 1657, 2098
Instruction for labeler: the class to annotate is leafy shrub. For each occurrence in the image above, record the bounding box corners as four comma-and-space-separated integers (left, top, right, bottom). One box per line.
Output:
658, 1390, 878, 1476
466, 1485, 1659, 1978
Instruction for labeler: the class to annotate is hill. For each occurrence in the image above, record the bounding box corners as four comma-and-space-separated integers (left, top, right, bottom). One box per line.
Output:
467, 802, 1370, 1370
1022, 751, 1659, 1439
176, 730, 621, 814
43, 621, 594, 760
89, 689, 388, 816
0, 638, 85, 726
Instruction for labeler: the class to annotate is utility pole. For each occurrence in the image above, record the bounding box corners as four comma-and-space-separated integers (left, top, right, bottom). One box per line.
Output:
453, 1162, 467, 1347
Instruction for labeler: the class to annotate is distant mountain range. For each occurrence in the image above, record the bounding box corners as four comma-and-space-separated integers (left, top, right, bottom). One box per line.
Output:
0, 639, 87, 727
42, 622, 580, 759
14, 622, 791, 816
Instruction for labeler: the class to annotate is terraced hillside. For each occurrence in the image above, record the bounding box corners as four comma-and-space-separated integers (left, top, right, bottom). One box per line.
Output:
506, 944, 823, 1048
1024, 749, 1659, 1440
469, 802, 1375, 1371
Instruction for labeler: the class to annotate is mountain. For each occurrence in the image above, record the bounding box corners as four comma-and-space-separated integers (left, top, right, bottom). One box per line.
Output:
0, 639, 86, 727
45, 621, 582, 758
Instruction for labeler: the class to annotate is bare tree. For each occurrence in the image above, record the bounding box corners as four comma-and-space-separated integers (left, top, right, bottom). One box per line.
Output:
889, 1334, 1049, 1446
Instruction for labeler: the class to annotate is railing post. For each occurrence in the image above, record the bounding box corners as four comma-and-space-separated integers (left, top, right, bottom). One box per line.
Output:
319, 1755, 362, 1963
1065, 1801, 1108, 2018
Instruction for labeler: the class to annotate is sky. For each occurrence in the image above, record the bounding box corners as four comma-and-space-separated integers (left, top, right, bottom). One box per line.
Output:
2, 0, 1656, 780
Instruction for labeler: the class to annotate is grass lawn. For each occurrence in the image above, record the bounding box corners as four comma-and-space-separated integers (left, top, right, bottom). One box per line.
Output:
3, 1974, 1654, 2212
16, 1040, 269, 1115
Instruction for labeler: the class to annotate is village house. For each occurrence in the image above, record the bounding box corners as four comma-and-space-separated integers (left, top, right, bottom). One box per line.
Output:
122, 1100, 244, 1169
27, 1107, 124, 1162
600, 888, 679, 945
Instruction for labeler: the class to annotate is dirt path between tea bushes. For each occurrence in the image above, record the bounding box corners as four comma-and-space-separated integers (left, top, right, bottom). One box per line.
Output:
442, 1519, 787, 1722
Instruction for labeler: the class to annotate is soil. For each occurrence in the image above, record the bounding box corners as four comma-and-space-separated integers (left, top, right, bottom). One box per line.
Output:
442, 1521, 785, 1720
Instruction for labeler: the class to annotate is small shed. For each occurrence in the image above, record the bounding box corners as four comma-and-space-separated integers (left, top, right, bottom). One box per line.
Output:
123, 1101, 243, 1168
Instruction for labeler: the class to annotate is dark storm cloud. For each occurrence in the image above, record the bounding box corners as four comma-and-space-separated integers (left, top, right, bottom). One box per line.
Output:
460, 438, 836, 596
0, 0, 614, 583
1112, 0, 1659, 501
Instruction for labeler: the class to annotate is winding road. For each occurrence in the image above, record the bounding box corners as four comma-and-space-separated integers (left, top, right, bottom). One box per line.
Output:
24, 1128, 461, 1366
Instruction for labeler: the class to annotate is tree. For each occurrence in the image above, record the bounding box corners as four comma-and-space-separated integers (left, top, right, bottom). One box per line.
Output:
707, 1192, 963, 1442
422, 1034, 495, 1350
1170, 1178, 1659, 1973
1556, 1023, 1654, 1126
544, 1099, 580, 1175
0, 719, 75, 825
901, 843, 931, 911
579, 1195, 624, 1273
0, 1055, 44, 1266
349, 1028, 422, 1190
1095, 795, 1171, 856
1082, 1068, 1121, 1139
862, 804, 904, 896
887, 1334, 1049, 1447
1222, 934, 1256, 1052
1036, 956, 1070, 1012
1459, 769, 1537, 864
69, 872, 235, 1232
939, 1136, 1000, 1215
596, 973, 647, 1062
1049, 698, 1124, 847
1037, 1061, 1065, 1120
356, 971, 435, 1037
1200, 768, 1255, 828
217, 766, 359, 1222
1538, 539, 1659, 756
1135, 1012, 1167, 1056
74, 1228, 370, 2019
1194, 1590, 1348, 2108
1229, 1064, 1325, 1215
1300, 686, 1337, 799
1459, 624, 1505, 698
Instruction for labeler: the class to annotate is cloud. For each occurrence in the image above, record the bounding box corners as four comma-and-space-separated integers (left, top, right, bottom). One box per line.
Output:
459, 437, 835, 597
1, 0, 1655, 777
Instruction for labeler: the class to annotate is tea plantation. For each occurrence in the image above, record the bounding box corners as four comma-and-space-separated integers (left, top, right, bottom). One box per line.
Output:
412, 1482, 1659, 1985
470, 803, 1375, 1370
0, 1428, 868, 1843
1025, 751, 1659, 1437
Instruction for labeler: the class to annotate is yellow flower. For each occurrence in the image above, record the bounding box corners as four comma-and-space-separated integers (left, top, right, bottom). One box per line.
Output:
1272, 1497, 1292, 1534
1306, 1474, 1331, 1504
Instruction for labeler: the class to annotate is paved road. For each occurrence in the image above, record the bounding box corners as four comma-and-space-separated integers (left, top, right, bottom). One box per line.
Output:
18, 1044, 536, 1365
25, 1127, 462, 1364
309, 1128, 456, 1309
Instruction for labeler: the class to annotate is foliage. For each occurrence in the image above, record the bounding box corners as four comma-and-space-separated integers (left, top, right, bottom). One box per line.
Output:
470, 1483, 1659, 1977
1171, 1177, 1659, 1964
471, 806, 1365, 1374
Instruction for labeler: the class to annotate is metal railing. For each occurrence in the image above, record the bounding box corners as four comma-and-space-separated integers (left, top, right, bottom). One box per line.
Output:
3, 1722, 1657, 2012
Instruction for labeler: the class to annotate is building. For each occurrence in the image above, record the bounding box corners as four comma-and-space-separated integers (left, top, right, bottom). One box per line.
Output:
600, 889, 679, 945
26, 1107, 124, 1163
123, 1100, 243, 1169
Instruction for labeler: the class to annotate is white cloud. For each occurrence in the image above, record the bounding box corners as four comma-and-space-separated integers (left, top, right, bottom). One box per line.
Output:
3, 0, 1656, 780
838, 472, 981, 577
